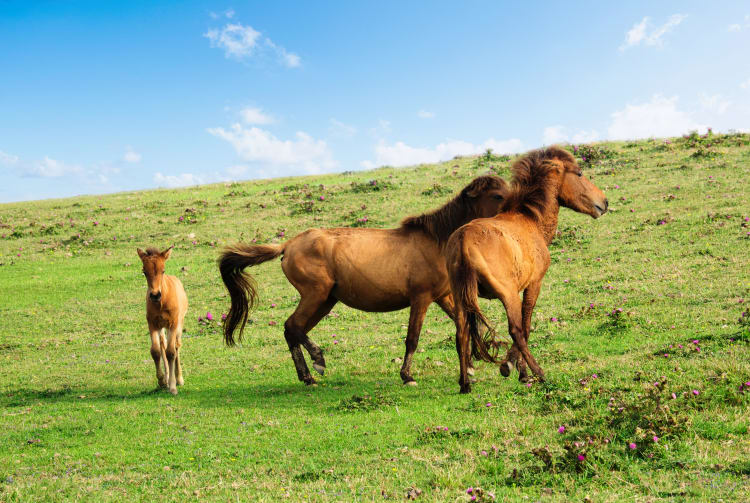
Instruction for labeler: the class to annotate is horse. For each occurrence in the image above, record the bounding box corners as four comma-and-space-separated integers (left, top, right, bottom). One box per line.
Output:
446, 146, 608, 393
219, 176, 509, 386
137, 246, 188, 395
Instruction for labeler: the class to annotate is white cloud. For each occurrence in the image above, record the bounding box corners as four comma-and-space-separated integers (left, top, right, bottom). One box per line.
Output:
123, 146, 142, 163
728, 24, 741, 32
607, 95, 706, 139
0, 150, 19, 165
153, 172, 205, 188
620, 14, 686, 51
204, 23, 261, 59
23, 156, 83, 178
224, 8, 235, 19
366, 137, 523, 168
205, 22, 300, 67
417, 110, 435, 119
328, 118, 357, 139
741, 78, 750, 90
207, 123, 337, 173
240, 107, 274, 124
700, 93, 731, 114
543, 126, 600, 144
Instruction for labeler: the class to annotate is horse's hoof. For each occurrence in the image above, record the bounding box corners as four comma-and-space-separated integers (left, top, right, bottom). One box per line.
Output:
177, 378, 184, 386
499, 361, 514, 377
467, 367, 475, 376
403, 380, 418, 387
158, 380, 168, 389
459, 385, 471, 394
469, 377, 478, 384
304, 377, 318, 386
312, 363, 325, 376
169, 387, 178, 395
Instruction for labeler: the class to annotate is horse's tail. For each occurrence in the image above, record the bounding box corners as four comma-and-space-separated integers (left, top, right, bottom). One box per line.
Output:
218, 242, 284, 346
449, 238, 500, 364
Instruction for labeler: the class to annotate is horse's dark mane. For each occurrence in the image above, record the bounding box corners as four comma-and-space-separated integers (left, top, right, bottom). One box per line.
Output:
400, 176, 506, 245
144, 247, 161, 256
501, 146, 574, 222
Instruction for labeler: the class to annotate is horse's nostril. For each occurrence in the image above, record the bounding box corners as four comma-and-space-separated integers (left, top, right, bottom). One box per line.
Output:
150, 292, 161, 301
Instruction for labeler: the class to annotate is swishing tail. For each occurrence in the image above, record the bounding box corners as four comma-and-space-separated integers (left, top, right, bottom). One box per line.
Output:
218, 243, 284, 346
450, 246, 501, 364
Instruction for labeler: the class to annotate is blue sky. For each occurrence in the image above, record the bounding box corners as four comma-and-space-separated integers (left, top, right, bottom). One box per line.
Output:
1, 1, 749, 202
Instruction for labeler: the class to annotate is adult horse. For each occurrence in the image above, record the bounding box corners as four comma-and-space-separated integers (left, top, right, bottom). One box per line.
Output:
219, 176, 508, 386
446, 146, 608, 393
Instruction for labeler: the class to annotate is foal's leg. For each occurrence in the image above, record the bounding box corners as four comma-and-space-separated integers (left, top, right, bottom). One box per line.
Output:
149, 327, 168, 388
436, 295, 475, 377
301, 296, 337, 376
165, 326, 179, 395
174, 323, 184, 386
159, 329, 169, 382
400, 295, 431, 385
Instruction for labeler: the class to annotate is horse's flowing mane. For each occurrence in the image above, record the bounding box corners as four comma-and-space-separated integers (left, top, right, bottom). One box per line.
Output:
144, 247, 161, 256
501, 146, 574, 222
400, 176, 506, 245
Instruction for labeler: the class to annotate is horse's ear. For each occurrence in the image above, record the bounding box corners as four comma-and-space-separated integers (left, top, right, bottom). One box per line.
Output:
162, 245, 173, 260
137, 248, 146, 259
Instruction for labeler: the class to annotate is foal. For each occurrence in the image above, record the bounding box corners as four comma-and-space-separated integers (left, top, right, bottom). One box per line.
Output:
446, 147, 608, 393
137, 246, 188, 395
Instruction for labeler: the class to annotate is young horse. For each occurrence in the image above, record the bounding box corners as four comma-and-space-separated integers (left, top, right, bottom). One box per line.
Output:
220, 176, 508, 386
446, 147, 608, 393
137, 246, 188, 395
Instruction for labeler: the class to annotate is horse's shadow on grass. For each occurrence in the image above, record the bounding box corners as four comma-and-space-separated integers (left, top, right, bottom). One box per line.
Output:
1, 374, 446, 412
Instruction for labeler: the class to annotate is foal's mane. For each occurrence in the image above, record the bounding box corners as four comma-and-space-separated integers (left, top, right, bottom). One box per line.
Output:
143, 247, 161, 256
400, 175, 506, 245
501, 146, 574, 222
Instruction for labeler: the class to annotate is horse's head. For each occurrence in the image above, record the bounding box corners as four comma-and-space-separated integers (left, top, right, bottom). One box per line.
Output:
137, 246, 173, 304
548, 147, 608, 219
461, 175, 510, 218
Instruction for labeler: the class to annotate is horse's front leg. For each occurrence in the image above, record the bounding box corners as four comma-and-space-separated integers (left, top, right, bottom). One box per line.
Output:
400, 296, 430, 386
174, 323, 184, 386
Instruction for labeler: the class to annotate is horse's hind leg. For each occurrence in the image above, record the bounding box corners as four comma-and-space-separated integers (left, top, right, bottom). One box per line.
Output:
514, 281, 542, 382
301, 296, 338, 376
453, 305, 473, 394
436, 295, 476, 378
400, 296, 431, 385
284, 291, 332, 386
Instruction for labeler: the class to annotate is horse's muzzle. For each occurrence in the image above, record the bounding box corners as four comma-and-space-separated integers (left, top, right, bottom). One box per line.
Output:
149, 292, 162, 303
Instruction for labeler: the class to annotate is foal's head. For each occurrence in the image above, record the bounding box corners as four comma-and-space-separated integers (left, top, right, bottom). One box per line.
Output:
546, 147, 608, 219
137, 246, 173, 304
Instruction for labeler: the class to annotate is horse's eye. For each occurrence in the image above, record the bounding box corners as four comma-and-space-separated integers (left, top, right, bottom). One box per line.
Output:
493, 194, 504, 200
162, 270, 166, 274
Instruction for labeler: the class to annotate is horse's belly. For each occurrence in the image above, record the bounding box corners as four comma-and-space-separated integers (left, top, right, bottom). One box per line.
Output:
331, 284, 411, 312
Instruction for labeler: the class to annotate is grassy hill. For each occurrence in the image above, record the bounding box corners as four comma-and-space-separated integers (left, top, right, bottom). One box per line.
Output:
1, 132, 749, 502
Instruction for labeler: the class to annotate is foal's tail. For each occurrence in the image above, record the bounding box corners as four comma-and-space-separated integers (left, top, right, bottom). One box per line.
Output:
219, 242, 285, 346
449, 241, 501, 364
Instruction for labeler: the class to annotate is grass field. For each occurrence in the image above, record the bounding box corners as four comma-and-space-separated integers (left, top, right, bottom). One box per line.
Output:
1, 132, 749, 502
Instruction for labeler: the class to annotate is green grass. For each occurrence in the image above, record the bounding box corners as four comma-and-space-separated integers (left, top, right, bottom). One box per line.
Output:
1, 132, 749, 502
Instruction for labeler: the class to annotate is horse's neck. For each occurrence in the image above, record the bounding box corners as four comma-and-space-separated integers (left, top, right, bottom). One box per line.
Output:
539, 198, 560, 246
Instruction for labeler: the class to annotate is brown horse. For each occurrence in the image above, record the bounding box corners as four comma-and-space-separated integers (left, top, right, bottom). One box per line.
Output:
137, 246, 188, 395
219, 176, 508, 386
446, 147, 608, 393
